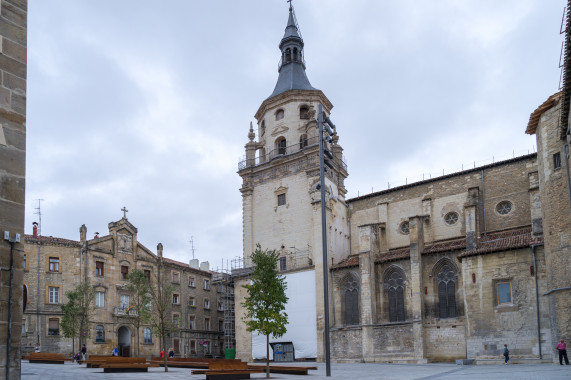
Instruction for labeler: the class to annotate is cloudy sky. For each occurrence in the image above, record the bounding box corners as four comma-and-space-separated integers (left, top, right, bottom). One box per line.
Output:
26, 0, 563, 269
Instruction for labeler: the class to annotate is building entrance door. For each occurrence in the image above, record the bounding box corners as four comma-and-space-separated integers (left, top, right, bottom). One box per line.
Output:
118, 326, 131, 357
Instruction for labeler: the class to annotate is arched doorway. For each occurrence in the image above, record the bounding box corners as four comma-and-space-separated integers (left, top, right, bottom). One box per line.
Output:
117, 326, 131, 357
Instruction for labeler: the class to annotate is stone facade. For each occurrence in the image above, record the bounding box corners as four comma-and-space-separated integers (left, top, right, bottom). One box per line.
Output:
235, 5, 569, 365
0, 0, 27, 378
21, 217, 229, 359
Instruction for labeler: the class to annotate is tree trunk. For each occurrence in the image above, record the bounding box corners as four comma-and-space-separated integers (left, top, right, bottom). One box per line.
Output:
266, 334, 270, 378
163, 331, 168, 372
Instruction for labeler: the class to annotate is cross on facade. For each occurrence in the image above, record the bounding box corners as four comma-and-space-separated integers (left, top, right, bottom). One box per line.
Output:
121, 206, 128, 218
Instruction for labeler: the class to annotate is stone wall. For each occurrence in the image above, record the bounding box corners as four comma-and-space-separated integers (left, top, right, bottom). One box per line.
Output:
0, 0, 27, 378
532, 100, 571, 360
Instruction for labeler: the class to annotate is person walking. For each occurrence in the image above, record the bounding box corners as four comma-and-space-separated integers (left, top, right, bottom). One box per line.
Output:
112, 347, 119, 356
556, 338, 569, 365
503, 344, 510, 364
81, 344, 87, 361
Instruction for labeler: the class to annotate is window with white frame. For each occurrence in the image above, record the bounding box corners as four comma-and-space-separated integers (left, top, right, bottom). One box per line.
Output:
173, 293, 180, 304
144, 327, 152, 344
95, 291, 105, 308
48, 286, 60, 304
189, 276, 195, 287
120, 294, 130, 308
204, 279, 210, 290
189, 297, 195, 307
189, 316, 195, 330
204, 299, 210, 309
204, 318, 210, 330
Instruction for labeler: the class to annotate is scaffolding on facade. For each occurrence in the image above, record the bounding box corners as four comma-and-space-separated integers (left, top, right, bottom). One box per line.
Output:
213, 259, 238, 351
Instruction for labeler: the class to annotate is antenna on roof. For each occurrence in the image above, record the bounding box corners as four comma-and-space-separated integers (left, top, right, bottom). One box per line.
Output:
189, 236, 198, 260
34, 199, 44, 236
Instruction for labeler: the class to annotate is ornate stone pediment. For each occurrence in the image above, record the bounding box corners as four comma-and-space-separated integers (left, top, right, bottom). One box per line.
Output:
271, 124, 289, 136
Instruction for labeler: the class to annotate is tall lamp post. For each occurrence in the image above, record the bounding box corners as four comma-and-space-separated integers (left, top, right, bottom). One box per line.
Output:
317, 104, 336, 377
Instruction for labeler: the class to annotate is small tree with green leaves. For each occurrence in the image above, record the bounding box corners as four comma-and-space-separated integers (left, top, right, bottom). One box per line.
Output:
126, 269, 152, 357
149, 244, 176, 371
242, 244, 289, 378
61, 281, 95, 355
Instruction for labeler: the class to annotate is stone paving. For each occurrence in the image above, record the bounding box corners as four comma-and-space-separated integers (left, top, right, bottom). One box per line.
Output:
20, 361, 571, 380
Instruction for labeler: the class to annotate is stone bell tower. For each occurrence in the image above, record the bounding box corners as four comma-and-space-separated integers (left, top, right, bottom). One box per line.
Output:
235, 5, 350, 362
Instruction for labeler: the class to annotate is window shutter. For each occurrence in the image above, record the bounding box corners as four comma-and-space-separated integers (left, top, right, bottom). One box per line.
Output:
447, 281, 456, 318
396, 287, 405, 321
49, 319, 58, 329
438, 282, 448, 318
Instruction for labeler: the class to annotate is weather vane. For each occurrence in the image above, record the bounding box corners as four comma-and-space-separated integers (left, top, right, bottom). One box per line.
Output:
287, 0, 292, 9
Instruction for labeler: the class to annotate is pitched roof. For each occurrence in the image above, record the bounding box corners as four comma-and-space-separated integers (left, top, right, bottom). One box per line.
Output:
330, 227, 541, 269
24, 234, 81, 247
525, 92, 561, 135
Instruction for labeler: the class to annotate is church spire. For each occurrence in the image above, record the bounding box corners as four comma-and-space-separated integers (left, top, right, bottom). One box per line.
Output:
267, 4, 316, 99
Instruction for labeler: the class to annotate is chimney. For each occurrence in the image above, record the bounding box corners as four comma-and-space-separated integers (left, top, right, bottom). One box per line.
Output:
32, 222, 38, 237
199, 261, 210, 271
189, 259, 199, 269
79, 224, 86, 242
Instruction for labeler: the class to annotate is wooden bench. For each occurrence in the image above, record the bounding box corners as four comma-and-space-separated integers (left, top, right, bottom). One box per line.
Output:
248, 364, 318, 375
191, 361, 264, 380
99, 357, 158, 373
26, 352, 72, 364
84, 355, 114, 368
150, 357, 243, 368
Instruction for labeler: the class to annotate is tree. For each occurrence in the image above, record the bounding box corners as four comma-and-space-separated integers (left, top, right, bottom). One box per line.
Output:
148, 243, 176, 372
61, 281, 95, 355
242, 244, 289, 378
126, 269, 152, 357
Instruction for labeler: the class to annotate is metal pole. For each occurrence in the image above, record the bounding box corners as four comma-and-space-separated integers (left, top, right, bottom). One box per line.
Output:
318, 104, 331, 376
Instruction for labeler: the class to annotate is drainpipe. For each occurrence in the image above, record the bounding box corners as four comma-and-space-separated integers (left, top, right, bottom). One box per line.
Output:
36, 241, 41, 344
532, 244, 543, 359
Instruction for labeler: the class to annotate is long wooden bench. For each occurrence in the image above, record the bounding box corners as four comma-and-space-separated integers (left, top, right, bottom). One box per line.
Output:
26, 352, 72, 364
248, 364, 318, 375
150, 357, 243, 368
85, 356, 158, 372
191, 361, 264, 380
84, 355, 115, 368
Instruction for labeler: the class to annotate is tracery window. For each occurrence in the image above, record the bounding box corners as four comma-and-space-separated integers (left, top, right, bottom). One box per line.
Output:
496, 201, 512, 215
436, 264, 457, 318
399, 221, 410, 235
343, 276, 359, 326
444, 212, 459, 225
385, 270, 406, 322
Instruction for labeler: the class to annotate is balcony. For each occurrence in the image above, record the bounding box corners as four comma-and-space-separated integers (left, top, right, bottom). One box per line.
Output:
238, 136, 347, 171
114, 306, 138, 317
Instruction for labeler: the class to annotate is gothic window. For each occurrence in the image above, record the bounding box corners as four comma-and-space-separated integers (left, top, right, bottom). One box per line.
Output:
95, 325, 105, 342
293, 47, 298, 61
384, 267, 406, 322
342, 275, 359, 326
436, 264, 457, 318
496, 201, 512, 215
276, 137, 287, 155
399, 221, 410, 235
300, 134, 308, 148
444, 212, 459, 225
275, 109, 284, 121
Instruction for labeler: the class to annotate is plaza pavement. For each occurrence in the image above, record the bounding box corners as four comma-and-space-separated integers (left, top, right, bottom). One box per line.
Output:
20, 361, 571, 380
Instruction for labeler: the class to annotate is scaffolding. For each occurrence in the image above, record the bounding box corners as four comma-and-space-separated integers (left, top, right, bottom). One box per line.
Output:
213, 259, 237, 351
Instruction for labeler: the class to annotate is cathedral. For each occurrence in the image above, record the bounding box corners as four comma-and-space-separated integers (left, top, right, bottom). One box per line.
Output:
234, 5, 571, 364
